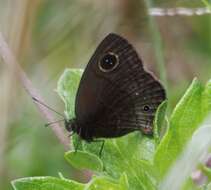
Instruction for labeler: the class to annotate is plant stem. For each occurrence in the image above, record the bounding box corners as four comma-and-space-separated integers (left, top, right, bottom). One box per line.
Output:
144, 0, 168, 91
0, 32, 70, 150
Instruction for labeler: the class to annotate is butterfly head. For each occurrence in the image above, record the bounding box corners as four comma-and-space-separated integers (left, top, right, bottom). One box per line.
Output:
65, 118, 78, 133
64, 119, 94, 141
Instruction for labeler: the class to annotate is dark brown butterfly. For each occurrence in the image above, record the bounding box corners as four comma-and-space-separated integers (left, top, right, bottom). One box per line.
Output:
65, 33, 166, 143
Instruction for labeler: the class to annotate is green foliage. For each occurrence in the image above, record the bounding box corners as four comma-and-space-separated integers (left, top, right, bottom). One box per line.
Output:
155, 79, 205, 178
153, 100, 168, 143
12, 176, 127, 190
12, 177, 85, 190
57, 69, 83, 120
65, 151, 103, 172
202, 0, 211, 8
12, 69, 211, 190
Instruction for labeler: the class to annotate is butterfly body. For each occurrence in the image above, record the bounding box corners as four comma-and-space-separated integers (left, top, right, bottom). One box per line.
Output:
65, 33, 166, 142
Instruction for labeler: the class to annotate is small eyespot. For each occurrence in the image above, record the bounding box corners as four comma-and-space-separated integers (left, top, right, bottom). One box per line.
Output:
143, 105, 150, 112
98, 52, 119, 72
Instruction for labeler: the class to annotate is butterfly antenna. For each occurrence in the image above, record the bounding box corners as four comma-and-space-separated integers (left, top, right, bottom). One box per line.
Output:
32, 97, 65, 118
45, 119, 65, 127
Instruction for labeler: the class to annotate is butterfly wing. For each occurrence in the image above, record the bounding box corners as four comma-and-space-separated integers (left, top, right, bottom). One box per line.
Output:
75, 33, 166, 140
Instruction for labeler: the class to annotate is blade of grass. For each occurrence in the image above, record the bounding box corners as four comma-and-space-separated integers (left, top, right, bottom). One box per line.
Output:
159, 116, 211, 190
144, 0, 168, 91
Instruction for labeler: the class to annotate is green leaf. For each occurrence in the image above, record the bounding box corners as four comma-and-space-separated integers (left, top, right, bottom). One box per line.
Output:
64, 150, 103, 172
202, 79, 211, 116
12, 176, 84, 190
57, 68, 83, 120
201, 0, 211, 9
57, 68, 160, 189
154, 78, 205, 178
69, 131, 157, 189
153, 100, 168, 143
86, 176, 126, 190
70, 133, 157, 189
119, 173, 129, 190
83, 132, 156, 190
57, 70, 211, 189
12, 176, 126, 190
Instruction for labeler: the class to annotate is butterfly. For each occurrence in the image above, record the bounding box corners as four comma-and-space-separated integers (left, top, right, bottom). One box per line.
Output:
65, 33, 166, 144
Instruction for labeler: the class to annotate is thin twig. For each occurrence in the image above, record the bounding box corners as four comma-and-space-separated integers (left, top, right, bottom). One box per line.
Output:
149, 7, 211, 16
0, 32, 70, 150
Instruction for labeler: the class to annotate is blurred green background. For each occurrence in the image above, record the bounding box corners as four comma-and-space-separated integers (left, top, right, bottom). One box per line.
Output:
0, 0, 210, 189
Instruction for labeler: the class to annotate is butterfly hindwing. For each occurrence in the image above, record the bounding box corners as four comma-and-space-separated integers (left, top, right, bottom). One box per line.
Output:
75, 33, 166, 140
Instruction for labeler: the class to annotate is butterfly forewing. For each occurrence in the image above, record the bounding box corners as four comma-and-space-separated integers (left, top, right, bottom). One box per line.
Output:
74, 33, 166, 140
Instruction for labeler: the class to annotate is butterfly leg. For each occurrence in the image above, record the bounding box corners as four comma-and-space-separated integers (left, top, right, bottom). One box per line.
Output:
92, 139, 105, 157
99, 140, 105, 158
74, 138, 81, 153
74, 127, 82, 153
